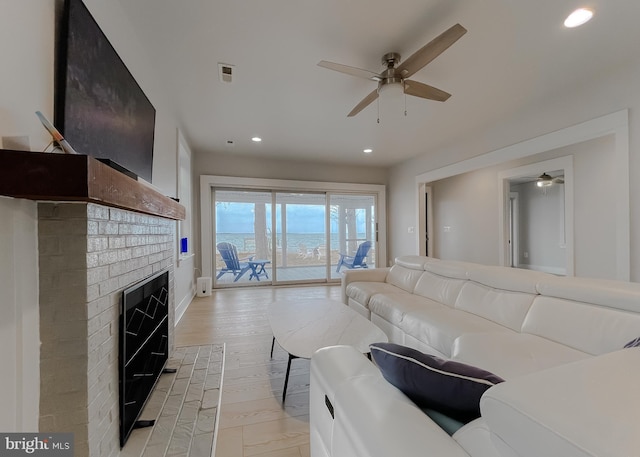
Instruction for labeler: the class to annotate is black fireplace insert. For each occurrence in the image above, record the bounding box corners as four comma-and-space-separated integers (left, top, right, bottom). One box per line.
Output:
119, 270, 169, 447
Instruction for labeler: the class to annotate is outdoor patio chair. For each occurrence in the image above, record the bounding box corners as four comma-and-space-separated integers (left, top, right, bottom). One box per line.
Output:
216, 242, 254, 282
336, 241, 372, 272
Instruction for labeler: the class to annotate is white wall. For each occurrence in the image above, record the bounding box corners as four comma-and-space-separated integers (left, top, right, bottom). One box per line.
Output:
426, 135, 620, 279
389, 59, 640, 281
0, 197, 39, 432
0, 0, 193, 430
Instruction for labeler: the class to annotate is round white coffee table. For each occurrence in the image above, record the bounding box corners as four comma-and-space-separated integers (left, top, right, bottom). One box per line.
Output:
268, 298, 388, 402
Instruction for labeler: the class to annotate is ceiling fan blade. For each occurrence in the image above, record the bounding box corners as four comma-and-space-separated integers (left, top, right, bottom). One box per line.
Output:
397, 23, 467, 78
404, 80, 451, 102
347, 89, 379, 117
318, 61, 381, 81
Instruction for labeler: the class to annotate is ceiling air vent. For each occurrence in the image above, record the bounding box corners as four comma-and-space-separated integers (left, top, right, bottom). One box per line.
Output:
218, 63, 234, 83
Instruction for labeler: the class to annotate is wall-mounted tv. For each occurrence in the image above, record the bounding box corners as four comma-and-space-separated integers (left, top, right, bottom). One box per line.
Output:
55, 0, 156, 182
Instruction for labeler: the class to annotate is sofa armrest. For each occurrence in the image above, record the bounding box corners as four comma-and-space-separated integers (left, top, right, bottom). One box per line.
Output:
481, 348, 640, 457
341, 267, 390, 304
332, 364, 471, 457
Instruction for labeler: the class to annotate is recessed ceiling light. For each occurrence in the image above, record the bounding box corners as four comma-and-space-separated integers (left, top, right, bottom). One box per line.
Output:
251, 137, 262, 142
363, 148, 373, 154
564, 8, 593, 28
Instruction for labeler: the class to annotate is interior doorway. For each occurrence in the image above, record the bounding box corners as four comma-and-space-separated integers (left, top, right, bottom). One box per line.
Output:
498, 157, 573, 276
418, 184, 433, 257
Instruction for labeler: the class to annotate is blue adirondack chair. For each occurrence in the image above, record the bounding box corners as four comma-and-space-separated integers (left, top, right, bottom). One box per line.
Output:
336, 241, 372, 272
216, 242, 254, 282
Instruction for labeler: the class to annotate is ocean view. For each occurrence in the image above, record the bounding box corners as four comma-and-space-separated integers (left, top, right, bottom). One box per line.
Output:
216, 232, 367, 252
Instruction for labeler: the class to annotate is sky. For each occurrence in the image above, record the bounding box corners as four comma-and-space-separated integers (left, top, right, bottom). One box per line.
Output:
216, 203, 367, 234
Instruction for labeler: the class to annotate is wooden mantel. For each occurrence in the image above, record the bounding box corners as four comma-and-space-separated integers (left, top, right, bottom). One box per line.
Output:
0, 149, 185, 220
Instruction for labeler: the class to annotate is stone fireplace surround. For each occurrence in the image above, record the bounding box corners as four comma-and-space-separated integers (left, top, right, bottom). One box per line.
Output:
37, 202, 176, 457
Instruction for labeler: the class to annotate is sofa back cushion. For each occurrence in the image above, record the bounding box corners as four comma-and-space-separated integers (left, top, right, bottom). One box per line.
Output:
386, 264, 424, 293
468, 265, 549, 294
394, 255, 439, 270
537, 275, 640, 313
522, 296, 640, 355
414, 272, 466, 307
455, 282, 537, 331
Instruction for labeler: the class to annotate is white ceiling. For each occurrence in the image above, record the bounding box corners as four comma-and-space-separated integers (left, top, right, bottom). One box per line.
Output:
118, 0, 640, 167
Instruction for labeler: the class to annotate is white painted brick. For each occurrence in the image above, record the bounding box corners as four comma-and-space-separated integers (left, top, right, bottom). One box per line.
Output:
97, 250, 118, 266
87, 296, 112, 320
117, 249, 133, 262
87, 284, 100, 303
86, 252, 100, 268
38, 202, 176, 457
87, 237, 109, 252
87, 220, 99, 235
98, 221, 119, 235
38, 235, 62, 255
98, 278, 120, 298
87, 266, 110, 286
108, 236, 127, 249
87, 204, 110, 220
111, 210, 136, 224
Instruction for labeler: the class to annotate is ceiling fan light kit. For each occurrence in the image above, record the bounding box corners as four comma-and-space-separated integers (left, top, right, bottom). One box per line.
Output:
537, 174, 554, 187
536, 172, 564, 187
318, 23, 467, 118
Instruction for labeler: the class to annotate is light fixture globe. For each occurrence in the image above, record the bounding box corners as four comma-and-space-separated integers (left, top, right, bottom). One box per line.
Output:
536, 173, 554, 187
564, 8, 593, 28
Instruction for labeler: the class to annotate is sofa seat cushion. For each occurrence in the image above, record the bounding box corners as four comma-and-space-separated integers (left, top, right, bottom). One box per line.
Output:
370, 343, 504, 422
481, 349, 640, 457
451, 333, 590, 380
401, 308, 513, 357
345, 281, 402, 308
368, 293, 445, 326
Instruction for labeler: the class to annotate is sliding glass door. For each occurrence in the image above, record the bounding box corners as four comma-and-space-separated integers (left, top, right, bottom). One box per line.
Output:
274, 192, 327, 282
213, 190, 273, 286
329, 194, 376, 280
212, 186, 379, 287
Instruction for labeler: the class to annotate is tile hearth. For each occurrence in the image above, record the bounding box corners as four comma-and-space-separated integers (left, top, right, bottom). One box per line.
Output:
122, 344, 224, 457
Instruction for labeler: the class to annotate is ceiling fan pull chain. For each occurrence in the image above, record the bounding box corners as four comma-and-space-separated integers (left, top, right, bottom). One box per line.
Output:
377, 97, 380, 124
404, 86, 407, 117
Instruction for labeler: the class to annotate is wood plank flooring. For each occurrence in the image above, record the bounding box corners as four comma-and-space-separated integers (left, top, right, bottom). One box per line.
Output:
174, 285, 341, 457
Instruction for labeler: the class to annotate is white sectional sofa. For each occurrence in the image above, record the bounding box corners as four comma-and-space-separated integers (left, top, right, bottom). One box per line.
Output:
310, 256, 640, 457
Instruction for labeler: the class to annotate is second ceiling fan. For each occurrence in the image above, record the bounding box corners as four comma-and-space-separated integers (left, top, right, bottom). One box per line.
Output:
318, 23, 467, 117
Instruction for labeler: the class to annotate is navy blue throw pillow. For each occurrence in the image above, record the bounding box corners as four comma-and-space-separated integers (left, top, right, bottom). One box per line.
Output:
624, 337, 640, 348
370, 342, 504, 421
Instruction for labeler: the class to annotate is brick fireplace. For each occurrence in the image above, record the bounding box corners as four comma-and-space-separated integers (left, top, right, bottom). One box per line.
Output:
0, 151, 185, 456
37, 202, 176, 457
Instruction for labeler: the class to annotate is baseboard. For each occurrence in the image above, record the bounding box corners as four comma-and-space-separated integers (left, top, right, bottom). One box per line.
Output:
175, 287, 195, 324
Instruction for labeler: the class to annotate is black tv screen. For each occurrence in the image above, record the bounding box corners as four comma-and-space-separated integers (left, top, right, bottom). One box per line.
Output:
55, 0, 156, 182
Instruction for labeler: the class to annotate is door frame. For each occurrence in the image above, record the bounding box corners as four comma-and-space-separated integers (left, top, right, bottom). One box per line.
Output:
200, 175, 386, 280
498, 156, 574, 275
418, 183, 433, 257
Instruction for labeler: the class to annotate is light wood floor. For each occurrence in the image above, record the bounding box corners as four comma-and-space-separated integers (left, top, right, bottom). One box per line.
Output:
174, 284, 342, 457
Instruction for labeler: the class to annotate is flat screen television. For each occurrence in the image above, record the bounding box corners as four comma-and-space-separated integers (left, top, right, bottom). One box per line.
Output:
55, 0, 156, 182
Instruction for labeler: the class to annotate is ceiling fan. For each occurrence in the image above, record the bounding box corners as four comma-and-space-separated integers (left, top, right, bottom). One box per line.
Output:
318, 23, 467, 117
536, 173, 565, 187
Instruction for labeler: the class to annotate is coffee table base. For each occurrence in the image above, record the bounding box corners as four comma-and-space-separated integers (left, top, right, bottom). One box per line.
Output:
271, 336, 298, 403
